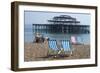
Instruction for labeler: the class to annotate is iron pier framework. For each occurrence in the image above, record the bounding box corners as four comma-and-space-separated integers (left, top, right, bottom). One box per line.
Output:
32, 15, 90, 34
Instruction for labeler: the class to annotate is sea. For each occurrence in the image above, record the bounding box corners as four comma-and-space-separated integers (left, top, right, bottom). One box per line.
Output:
24, 24, 90, 45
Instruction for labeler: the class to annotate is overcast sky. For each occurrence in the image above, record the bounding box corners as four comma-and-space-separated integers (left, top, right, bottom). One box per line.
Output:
24, 11, 91, 25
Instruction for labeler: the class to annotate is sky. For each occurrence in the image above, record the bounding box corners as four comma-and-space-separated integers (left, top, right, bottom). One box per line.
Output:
24, 11, 91, 26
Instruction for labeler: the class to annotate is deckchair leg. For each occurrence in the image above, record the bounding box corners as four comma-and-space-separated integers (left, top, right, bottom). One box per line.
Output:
70, 47, 75, 56
70, 51, 73, 56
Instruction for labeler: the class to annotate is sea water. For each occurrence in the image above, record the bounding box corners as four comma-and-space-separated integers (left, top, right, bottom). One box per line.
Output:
24, 24, 90, 45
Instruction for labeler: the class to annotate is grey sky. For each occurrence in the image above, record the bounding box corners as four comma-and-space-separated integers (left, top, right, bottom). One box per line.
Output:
24, 11, 91, 25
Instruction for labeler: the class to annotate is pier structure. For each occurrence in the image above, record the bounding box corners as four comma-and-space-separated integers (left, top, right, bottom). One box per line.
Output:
32, 15, 90, 34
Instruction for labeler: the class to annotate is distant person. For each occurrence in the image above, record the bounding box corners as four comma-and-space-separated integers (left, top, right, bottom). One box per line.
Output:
34, 33, 44, 43
71, 36, 77, 44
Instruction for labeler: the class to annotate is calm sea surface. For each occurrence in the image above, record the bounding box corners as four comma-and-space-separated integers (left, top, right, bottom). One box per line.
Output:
24, 25, 90, 44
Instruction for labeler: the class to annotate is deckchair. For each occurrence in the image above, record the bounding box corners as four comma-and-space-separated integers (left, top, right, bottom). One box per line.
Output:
48, 40, 59, 57
61, 40, 73, 56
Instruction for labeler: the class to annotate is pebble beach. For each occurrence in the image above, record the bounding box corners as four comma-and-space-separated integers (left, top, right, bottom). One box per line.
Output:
24, 40, 90, 62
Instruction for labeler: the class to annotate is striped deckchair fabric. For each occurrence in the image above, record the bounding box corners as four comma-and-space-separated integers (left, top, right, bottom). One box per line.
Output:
61, 40, 72, 55
48, 40, 58, 51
